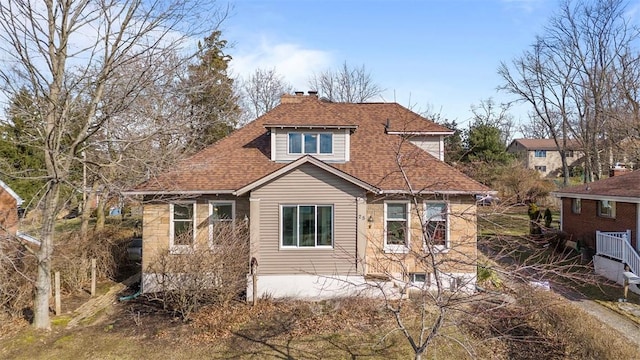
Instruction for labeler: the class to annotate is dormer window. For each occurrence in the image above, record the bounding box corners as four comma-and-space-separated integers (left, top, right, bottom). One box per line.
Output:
288, 132, 333, 154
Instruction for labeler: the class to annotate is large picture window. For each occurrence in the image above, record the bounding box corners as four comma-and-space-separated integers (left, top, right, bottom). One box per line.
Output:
384, 202, 410, 250
209, 201, 235, 247
170, 203, 196, 249
424, 202, 448, 248
288, 132, 333, 154
597, 200, 616, 218
281, 205, 333, 247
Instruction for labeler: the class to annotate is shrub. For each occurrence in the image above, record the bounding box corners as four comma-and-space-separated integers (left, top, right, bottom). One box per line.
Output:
146, 221, 250, 321
543, 208, 552, 228
0, 239, 36, 318
528, 203, 542, 235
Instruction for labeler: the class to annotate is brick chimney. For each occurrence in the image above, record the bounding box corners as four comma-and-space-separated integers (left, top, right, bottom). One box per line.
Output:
280, 91, 315, 104
609, 163, 630, 177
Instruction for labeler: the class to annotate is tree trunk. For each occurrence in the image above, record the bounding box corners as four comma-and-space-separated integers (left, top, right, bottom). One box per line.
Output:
80, 183, 99, 238
95, 194, 106, 231
33, 181, 60, 329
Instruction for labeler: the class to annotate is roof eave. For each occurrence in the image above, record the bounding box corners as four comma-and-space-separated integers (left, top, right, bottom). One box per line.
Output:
380, 189, 495, 195
122, 190, 235, 196
265, 124, 358, 129
552, 191, 640, 203
386, 131, 454, 136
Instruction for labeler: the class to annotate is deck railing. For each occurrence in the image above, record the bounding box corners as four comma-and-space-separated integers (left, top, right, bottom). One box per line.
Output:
596, 230, 638, 274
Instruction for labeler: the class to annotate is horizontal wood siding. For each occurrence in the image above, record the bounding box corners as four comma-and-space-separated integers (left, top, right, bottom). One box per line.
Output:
274, 128, 347, 162
409, 136, 441, 160
252, 163, 364, 275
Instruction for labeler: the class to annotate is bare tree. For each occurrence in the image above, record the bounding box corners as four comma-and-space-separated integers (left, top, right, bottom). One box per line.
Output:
308, 61, 383, 103
499, 0, 640, 183
0, 0, 225, 329
241, 67, 293, 120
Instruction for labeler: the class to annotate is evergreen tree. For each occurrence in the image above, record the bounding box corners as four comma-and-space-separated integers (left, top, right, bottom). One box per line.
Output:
465, 123, 512, 164
186, 30, 241, 151
438, 119, 466, 164
0, 89, 46, 206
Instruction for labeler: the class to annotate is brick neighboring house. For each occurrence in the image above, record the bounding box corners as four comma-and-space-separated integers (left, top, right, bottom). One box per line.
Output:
126, 92, 491, 298
0, 179, 23, 239
553, 169, 640, 288
507, 138, 582, 177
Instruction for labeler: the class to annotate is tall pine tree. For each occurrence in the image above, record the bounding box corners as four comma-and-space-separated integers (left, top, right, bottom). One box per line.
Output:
186, 30, 241, 151
0, 89, 46, 207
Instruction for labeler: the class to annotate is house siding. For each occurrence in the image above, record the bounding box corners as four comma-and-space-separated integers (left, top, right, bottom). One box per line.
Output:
141, 195, 250, 272
408, 136, 442, 161
250, 163, 365, 276
273, 128, 348, 162
561, 198, 637, 249
365, 195, 477, 277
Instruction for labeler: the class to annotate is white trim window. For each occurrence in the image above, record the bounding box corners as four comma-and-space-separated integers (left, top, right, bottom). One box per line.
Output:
598, 200, 616, 218
288, 132, 333, 155
384, 201, 410, 252
281, 205, 333, 248
571, 198, 581, 214
170, 202, 196, 251
409, 272, 431, 288
424, 201, 449, 249
209, 201, 235, 247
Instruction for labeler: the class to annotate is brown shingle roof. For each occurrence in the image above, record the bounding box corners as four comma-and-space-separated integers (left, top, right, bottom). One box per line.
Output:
511, 138, 581, 151
132, 96, 490, 195
554, 170, 640, 200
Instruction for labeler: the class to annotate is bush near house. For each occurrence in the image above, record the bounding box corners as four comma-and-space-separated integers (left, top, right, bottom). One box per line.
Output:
145, 221, 249, 321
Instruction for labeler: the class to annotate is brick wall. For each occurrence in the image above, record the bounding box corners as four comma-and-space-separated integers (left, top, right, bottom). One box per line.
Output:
365, 196, 477, 277
562, 198, 637, 249
0, 188, 18, 238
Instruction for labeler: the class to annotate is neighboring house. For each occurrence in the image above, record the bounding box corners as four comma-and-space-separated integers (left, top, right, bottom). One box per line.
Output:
126, 92, 491, 299
553, 169, 640, 290
0, 179, 23, 239
507, 138, 582, 177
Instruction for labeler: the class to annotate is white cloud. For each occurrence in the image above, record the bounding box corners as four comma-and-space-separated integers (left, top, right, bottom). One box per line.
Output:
230, 37, 333, 90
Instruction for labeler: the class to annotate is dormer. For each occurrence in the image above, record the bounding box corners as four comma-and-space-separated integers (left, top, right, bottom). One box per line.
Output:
267, 125, 357, 163
384, 119, 453, 161
266, 91, 357, 163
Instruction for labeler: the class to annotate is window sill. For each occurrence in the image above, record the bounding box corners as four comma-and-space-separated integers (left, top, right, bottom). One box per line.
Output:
169, 245, 194, 255
280, 245, 334, 250
383, 246, 410, 254
423, 245, 449, 253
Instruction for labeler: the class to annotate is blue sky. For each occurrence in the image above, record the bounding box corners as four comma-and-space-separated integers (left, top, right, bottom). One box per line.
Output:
224, 0, 558, 126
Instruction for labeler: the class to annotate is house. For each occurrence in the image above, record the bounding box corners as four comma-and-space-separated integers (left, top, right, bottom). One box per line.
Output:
126, 92, 491, 299
0, 179, 23, 239
507, 138, 582, 177
553, 169, 640, 290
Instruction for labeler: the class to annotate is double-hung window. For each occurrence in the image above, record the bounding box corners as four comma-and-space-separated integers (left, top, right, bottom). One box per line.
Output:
170, 203, 196, 251
384, 202, 410, 251
534, 150, 547, 157
209, 201, 235, 247
288, 132, 333, 154
597, 200, 616, 218
424, 202, 448, 248
571, 198, 581, 214
281, 205, 333, 247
